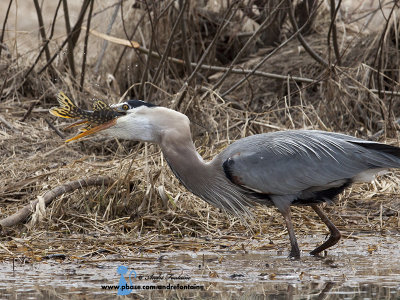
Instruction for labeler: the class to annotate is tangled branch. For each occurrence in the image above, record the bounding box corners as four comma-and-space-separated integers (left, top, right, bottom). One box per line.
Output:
0, 176, 113, 228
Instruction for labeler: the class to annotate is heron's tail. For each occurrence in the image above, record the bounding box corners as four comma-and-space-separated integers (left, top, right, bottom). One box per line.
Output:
350, 141, 400, 159
49, 92, 91, 119
349, 140, 400, 170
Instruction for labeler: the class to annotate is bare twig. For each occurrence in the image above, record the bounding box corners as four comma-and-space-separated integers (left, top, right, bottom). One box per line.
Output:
94, 0, 121, 74
374, 1, 398, 99
139, 0, 159, 98
221, 0, 326, 97
86, 27, 400, 97
354, 88, 400, 97
62, 0, 76, 78
37, 34, 69, 75
64, 0, 91, 78
116, 2, 149, 97
328, 0, 342, 65
0, 0, 13, 58
45, 118, 66, 139
0, 64, 10, 100
286, 0, 328, 67
212, 0, 285, 91
185, 2, 239, 87
80, 0, 95, 92
68, 0, 92, 54
369, 117, 400, 140
179, 0, 192, 74
84, 26, 139, 48
0, 114, 16, 131
0, 177, 113, 228
33, 0, 51, 62
175, 1, 240, 108
88, 28, 309, 83
211, 65, 314, 83
113, 10, 146, 76
220, 26, 309, 97
148, 0, 188, 101
38, 0, 91, 75
20, 101, 39, 122
24, 0, 62, 80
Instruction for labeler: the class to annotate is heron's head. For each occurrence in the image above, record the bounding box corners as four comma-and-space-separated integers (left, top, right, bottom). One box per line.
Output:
67, 100, 190, 144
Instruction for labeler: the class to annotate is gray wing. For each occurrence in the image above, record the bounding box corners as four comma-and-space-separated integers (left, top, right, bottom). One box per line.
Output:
217, 130, 400, 196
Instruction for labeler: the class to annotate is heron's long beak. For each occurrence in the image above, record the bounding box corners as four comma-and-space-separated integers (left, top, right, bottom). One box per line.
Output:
66, 119, 117, 142
64, 120, 90, 130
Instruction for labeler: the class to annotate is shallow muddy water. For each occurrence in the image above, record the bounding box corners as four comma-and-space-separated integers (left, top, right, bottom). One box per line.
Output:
1, 233, 400, 299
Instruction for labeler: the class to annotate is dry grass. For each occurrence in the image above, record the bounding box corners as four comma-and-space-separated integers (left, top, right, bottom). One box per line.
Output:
0, 0, 399, 262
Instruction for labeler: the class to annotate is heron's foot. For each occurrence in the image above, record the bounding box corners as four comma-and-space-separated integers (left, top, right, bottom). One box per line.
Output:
289, 246, 301, 259
309, 231, 341, 256
310, 205, 342, 256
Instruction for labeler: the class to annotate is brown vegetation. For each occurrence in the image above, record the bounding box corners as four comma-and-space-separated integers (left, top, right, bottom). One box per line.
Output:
0, 0, 399, 261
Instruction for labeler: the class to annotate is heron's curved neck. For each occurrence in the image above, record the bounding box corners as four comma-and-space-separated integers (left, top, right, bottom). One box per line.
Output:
159, 128, 210, 193
158, 121, 253, 217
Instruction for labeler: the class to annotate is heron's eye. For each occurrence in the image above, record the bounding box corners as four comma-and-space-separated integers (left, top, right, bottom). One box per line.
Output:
122, 104, 130, 111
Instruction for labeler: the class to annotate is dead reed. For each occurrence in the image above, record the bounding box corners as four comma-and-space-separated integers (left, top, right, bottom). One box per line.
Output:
0, 0, 399, 261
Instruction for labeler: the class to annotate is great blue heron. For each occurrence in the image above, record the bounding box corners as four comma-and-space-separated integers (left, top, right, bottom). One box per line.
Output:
53, 98, 400, 258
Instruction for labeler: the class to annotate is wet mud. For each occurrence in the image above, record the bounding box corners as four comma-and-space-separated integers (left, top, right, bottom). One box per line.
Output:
1, 233, 399, 299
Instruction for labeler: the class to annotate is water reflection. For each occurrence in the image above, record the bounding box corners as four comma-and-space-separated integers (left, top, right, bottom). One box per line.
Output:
1, 234, 399, 299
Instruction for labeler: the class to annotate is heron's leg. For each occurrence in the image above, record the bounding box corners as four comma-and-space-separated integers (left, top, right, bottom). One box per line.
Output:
280, 207, 300, 259
309, 204, 341, 256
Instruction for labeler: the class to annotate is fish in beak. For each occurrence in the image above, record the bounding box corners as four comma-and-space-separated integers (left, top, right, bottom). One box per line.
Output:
49, 92, 124, 142
64, 119, 118, 142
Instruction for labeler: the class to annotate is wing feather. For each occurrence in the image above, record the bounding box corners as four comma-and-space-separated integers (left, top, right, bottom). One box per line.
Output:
217, 130, 400, 196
